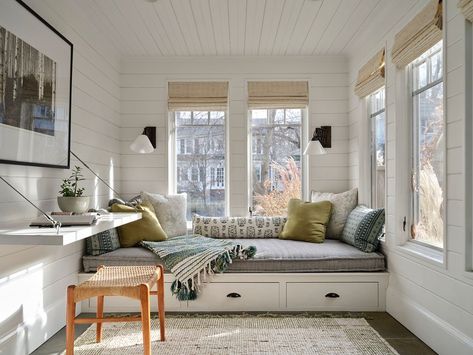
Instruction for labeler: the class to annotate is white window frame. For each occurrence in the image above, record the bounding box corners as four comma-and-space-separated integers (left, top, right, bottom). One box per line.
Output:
394, 41, 447, 266
168, 110, 228, 217
247, 107, 308, 213
409, 42, 445, 252
367, 87, 386, 209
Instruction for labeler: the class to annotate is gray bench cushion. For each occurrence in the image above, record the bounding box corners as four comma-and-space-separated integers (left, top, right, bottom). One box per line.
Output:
83, 239, 385, 273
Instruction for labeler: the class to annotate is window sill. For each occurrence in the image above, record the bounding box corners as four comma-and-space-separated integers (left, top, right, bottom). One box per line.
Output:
395, 241, 444, 267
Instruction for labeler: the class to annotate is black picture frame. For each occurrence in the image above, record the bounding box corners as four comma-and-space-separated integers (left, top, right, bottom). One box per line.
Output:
0, 0, 73, 169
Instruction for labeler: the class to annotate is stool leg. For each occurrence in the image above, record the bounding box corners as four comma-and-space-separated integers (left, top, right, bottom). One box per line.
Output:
157, 265, 165, 341
96, 296, 104, 342
140, 284, 151, 355
66, 285, 76, 355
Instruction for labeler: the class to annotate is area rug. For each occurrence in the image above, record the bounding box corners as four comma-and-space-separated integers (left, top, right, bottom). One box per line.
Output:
66, 316, 398, 354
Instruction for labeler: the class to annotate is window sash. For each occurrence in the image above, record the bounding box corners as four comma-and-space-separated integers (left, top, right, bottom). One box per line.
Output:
410, 63, 444, 250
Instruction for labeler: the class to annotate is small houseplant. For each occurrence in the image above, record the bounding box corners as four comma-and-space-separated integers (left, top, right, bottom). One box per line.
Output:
57, 166, 90, 213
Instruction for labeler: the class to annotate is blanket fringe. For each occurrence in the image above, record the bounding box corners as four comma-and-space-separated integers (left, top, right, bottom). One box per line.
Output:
170, 243, 256, 301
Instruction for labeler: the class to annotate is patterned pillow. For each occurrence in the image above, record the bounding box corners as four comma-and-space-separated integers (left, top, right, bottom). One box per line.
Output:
341, 205, 385, 252
85, 228, 121, 256
192, 215, 287, 239
311, 188, 358, 239
141, 191, 187, 237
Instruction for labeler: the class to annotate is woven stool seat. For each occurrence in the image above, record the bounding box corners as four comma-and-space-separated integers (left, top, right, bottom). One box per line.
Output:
74, 266, 160, 302
66, 264, 165, 355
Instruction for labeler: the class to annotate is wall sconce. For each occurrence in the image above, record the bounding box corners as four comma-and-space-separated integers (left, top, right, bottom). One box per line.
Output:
130, 126, 156, 154
303, 126, 331, 155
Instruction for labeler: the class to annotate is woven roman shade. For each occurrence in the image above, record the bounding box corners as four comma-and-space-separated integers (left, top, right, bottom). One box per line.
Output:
354, 48, 385, 97
392, 0, 443, 68
168, 81, 229, 111
459, 0, 473, 21
247, 81, 309, 109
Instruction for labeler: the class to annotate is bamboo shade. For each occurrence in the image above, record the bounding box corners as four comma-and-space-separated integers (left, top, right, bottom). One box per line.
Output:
247, 81, 309, 109
168, 81, 229, 111
392, 0, 443, 68
354, 48, 385, 97
459, 0, 473, 21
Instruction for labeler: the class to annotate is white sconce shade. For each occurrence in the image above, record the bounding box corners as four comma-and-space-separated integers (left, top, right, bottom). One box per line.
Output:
130, 134, 155, 154
303, 140, 327, 155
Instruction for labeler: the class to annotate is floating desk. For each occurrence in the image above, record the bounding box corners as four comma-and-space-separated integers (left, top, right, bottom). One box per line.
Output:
0, 213, 141, 246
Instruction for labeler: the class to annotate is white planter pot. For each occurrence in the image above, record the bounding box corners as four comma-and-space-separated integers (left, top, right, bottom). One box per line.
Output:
57, 196, 90, 214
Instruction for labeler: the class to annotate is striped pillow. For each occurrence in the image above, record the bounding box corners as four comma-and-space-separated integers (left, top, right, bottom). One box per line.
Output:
85, 228, 121, 256
341, 205, 385, 252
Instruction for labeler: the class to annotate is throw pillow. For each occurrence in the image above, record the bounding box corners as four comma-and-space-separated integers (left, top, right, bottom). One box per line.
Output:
85, 228, 120, 256
111, 201, 167, 247
141, 191, 187, 237
311, 188, 358, 239
341, 205, 385, 252
279, 199, 332, 243
193, 215, 287, 238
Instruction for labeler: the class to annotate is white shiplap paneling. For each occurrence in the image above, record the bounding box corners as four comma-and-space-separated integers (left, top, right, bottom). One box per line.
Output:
0, 0, 121, 353
348, 0, 473, 353
119, 56, 349, 216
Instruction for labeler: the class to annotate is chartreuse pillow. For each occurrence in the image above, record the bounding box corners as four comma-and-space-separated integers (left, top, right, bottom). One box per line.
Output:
111, 201, 167, 247
279, 199, 332, 243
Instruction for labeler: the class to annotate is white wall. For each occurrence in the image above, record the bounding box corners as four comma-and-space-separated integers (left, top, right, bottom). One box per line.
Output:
0, 1, 121, 353
120, 56, 350, 216
348, 0, 473, 354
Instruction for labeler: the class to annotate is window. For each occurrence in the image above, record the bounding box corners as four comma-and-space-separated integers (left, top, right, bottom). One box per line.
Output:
368, 88, 386, 209
410, 41, 444, 249
174, 110, 226, 219
250, 108, 303, 216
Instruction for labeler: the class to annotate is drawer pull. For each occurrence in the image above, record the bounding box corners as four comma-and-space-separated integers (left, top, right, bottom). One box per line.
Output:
227, 292, 241, 298
325, 292, 340, 298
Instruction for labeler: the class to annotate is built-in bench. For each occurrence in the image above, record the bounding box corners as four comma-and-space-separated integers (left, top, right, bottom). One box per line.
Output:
80, 238, 388, 313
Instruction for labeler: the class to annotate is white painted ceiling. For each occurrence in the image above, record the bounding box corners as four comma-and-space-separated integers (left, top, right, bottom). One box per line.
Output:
72, 0, 414, 57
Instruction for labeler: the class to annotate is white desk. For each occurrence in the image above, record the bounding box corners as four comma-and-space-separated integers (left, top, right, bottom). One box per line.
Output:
0, 213, 141, 246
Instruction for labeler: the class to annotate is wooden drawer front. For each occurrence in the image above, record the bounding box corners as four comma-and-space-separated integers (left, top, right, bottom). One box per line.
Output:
286, 282, 378, 310
188, 282, 280, 311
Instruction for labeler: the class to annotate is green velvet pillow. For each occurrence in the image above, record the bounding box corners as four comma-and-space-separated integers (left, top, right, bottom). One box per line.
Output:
279, 199, 332, 243
111, 201, 167, 247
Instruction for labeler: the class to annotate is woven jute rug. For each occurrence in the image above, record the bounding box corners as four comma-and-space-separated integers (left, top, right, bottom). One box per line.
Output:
66, 316, 398, 354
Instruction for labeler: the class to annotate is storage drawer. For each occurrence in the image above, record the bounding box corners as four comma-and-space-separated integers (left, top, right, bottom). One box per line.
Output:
187, 282, 280, 311
286, 282, 378, 311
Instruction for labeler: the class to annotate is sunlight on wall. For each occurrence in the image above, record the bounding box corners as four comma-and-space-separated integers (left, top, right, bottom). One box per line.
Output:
94, 176, 99, 209
0, 263, 45, 351
109, 158, 115, 201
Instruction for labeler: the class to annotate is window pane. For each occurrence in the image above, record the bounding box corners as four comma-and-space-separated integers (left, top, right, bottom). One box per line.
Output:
369, 88, 386, 209
175, 111, 225, 219
371, 110, 385, 209
413, 82, 444, 248
251, 109, 302, 216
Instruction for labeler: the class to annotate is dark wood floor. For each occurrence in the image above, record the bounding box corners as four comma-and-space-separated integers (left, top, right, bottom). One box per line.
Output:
32, 312, 436, 355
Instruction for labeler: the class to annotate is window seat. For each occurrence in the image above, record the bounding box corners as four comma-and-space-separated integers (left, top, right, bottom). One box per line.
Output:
82, 238, 385, 273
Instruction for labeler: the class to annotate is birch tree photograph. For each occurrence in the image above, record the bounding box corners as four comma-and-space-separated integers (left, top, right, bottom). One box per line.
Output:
0, 25, 57, 137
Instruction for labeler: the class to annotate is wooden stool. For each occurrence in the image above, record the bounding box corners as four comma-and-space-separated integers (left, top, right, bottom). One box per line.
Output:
66, 265, 165, 355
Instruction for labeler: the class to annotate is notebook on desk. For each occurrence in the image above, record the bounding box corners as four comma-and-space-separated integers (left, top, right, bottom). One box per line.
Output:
30, 214, 98, 227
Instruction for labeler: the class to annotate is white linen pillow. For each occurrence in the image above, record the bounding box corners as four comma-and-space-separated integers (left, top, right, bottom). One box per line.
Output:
141, 191, 187, 237
310, 188, 358, 239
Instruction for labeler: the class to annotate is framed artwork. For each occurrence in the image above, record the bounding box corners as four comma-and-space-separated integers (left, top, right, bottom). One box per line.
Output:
0, 0, 73, 168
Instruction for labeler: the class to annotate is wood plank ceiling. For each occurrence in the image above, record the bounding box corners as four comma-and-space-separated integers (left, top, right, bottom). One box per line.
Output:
66, 0, 405, 57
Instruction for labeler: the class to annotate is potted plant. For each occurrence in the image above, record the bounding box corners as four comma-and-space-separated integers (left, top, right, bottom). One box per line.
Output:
57, 166, 90, 213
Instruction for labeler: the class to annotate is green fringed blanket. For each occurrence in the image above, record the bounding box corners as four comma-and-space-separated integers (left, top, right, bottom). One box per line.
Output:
141, 235, 256, 301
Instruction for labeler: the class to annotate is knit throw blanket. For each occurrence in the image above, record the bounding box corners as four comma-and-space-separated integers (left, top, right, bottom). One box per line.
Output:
140, 235, 256, 301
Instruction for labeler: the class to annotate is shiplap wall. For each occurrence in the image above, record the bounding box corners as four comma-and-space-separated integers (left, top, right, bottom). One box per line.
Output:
349, 0, 473, 353
0, 1, 121, 353
119, 56, 349, 216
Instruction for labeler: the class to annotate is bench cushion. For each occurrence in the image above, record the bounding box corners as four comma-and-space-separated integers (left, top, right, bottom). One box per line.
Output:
83, 239, 385, 273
